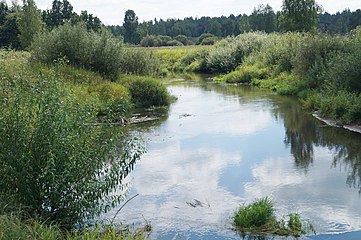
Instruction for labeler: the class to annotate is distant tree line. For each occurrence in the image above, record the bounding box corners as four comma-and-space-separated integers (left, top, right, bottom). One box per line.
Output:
0, 0, 102, 50
1, 0, 361, 49
108, 1, 361, 45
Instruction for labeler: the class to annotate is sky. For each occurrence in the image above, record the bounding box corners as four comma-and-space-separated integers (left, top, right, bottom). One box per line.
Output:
6, 0, 361, 25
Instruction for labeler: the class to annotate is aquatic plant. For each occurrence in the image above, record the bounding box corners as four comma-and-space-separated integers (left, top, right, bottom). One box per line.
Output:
234, 197, 315, 237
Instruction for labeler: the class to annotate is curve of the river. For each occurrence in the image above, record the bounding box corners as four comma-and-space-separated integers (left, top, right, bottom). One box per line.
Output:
106, 77, 361, 240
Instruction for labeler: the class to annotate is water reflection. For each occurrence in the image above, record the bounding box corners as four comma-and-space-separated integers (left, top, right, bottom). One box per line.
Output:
107, 77, 361, 239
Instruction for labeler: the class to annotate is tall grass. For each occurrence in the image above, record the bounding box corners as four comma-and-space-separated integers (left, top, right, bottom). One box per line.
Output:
0, 213, 149, 240
0, 50, 144, 227
234, 197, 315, 237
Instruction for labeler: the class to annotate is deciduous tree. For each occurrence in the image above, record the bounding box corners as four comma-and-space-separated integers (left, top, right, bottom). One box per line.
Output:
279, 0, 322, 32
17, 0, 43, 49
123, 9, 139, 44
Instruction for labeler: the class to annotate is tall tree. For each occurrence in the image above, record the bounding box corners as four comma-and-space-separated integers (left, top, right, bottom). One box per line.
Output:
249, 4, 277, 33
123, 9, 139, 44
279, 0, 322, 32
43, 0, 74, 29
0, 1, 21, 49
17, 0, 43, 49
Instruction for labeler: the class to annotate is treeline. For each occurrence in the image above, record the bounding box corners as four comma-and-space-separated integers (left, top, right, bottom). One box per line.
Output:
109, 5, 361, 45
0, 0, 102, 50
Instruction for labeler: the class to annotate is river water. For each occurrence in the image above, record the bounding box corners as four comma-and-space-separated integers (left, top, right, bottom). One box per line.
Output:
108, 77, 361, 239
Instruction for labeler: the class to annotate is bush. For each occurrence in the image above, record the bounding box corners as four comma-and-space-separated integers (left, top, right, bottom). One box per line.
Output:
30, 23, 123, 80
166, 39, 183, 46
88, 82, 131, 121
140, 35, 161, 47
0, 59, 143, 227
125, 77, 170, 108
174, 35, 191, 45
206, 33, 265, 73
197, 33, 217, 45
216, 65, 269, 84
317, 90, 361, 124
119, 48, 160, 76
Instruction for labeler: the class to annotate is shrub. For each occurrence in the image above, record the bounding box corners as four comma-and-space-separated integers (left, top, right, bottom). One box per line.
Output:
174, 35, 191, 45
88, 82, 131, 121
216, 65, 269, 84
197, 33, 217, 45
119, 48, 160, 76
125, 77, 170, 108
317, 90, 361, 124
166, 39, 183, 46
30, 23, 123, 80
140, 35, 161, 47
206, 33, 265, 73
0, 60, 143, 227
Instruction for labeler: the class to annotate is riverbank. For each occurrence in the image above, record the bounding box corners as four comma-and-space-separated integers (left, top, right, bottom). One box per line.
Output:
313, 113, 361, 134
153, 29, 361, 128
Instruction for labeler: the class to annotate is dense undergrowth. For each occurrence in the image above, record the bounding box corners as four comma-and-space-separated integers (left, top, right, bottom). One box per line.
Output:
154, 29, 361, 125
0, 24, 170, 238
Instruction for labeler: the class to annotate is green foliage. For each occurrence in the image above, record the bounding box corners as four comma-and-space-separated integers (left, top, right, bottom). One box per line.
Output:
174, 35, 191, 45
321, 27, 361, 92
123, 9, 139, 44
249, 4, 277, 33
206, 33, 265, 73
166, 39, 183, 46
0, 213, 149, 240
0, 52, 143, 227
140, 35, 161, 47
279, 0, 322, 32
42, 0, 74, 29
119, 48, 160, 76
123, 76, 170, 108
215, 65, 269, 84
308, 90, 361, 124
197, 33, 217, 45
88, 82, 131, 121
30, 23, 123, 80
234, 197, 275, 229
0, 6, 21, 49
17, 0, 43, 49
234, 197, 315, 237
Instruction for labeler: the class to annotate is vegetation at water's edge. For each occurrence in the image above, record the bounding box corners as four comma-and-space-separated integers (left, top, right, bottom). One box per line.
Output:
0, 212, 150, 240
234, 197, 315, 238
0, 30, 169, 237
153, 28, 361, 126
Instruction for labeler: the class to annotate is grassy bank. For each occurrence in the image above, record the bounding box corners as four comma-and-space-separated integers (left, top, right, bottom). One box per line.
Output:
153, 29, 361, 126
0, 25, 171, 237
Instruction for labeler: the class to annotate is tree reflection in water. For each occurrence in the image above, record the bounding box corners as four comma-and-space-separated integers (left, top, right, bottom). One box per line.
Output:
272, 94, 361, 193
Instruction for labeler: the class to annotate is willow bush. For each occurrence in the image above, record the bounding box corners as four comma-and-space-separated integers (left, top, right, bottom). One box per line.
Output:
0, 53, 143, 228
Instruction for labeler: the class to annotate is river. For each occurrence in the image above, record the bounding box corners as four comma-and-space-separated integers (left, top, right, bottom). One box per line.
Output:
106, 76, 361, 239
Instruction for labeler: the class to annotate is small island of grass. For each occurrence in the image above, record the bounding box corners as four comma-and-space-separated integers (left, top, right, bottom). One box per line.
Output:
234, 197, 315, 238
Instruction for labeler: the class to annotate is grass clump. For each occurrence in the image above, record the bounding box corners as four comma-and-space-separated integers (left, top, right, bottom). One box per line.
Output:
234, 197, 315, 238
0, 213, 150, 240
121, 76, 171, 108
234, 197, 275, 229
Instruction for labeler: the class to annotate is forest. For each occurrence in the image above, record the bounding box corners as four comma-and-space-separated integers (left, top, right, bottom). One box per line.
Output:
1, 0, 361, 48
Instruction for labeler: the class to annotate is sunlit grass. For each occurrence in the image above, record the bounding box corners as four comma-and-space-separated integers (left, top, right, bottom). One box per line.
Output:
234, 197, 315, 238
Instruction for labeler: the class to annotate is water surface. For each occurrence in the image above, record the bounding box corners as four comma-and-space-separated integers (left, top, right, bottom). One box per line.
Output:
109, 78, 361, 239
